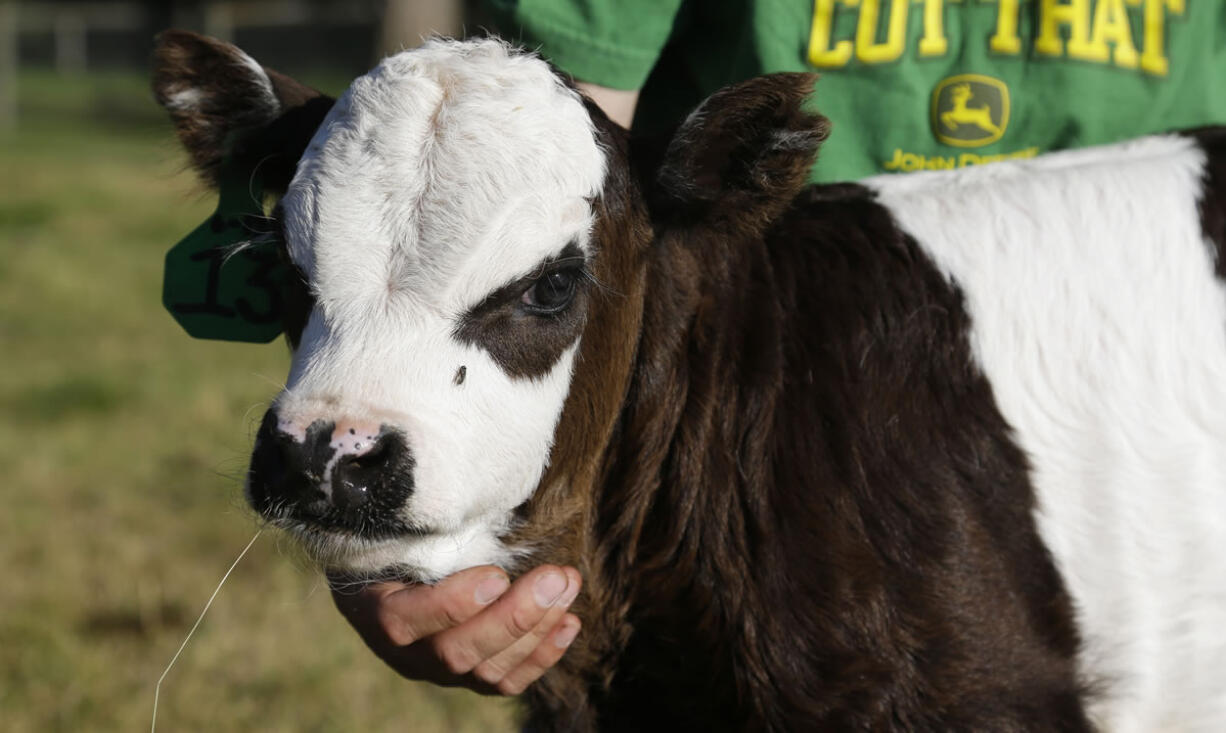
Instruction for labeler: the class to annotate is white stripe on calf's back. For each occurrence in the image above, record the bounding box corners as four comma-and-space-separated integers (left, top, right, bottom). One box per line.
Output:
870, 135, 1226, 731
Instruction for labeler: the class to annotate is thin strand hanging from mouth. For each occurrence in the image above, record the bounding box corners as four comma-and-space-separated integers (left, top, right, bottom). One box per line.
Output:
150, 529, 263, 733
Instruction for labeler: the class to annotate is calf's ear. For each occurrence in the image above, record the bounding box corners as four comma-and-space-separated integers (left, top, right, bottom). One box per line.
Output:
152, 30, 334, 193
655, 73, 829, 224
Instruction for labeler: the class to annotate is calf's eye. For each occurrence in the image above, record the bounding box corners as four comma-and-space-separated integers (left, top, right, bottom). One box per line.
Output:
522, 270, 578, 314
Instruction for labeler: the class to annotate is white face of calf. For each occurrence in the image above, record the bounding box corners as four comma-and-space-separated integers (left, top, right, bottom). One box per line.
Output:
249, 40, 606, 580
157, 33, 820, 582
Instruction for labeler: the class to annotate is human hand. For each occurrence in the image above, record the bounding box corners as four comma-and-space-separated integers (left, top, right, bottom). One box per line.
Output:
330, 565, 582, 695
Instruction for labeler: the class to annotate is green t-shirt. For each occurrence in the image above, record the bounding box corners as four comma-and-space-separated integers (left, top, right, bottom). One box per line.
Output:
486, 0, 1225, 182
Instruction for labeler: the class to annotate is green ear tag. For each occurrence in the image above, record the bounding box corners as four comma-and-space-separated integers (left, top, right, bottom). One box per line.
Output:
162, 166, 289, 343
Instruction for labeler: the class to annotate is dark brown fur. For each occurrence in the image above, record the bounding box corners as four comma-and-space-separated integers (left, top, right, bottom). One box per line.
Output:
456, 243, 592, 379
152, 31, 334, 193
506, 79, 1090, 731
1189, 127, 1226, 285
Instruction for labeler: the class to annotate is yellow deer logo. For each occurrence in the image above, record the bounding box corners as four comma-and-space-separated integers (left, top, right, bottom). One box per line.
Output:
941, 83, 1001, 137
931, 75, 1010, 148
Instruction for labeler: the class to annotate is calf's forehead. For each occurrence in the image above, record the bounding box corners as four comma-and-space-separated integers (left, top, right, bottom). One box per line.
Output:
281, 40, 606, 311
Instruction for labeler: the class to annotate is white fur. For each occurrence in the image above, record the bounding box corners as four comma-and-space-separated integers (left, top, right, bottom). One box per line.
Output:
869, 135, 1226, 731
165, 87, 204, 112
233, 46, 279, 116
271, 39, 605, 581
165, 45, 279, 120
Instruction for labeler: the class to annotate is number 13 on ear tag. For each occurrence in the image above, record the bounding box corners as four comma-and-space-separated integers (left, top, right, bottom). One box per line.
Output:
162, 166, 289, 343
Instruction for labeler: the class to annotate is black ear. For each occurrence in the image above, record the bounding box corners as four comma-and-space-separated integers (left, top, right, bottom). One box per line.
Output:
152, 30, 335, 193
655, 73, 829, 224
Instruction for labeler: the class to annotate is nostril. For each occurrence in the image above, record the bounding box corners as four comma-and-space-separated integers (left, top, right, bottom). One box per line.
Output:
248, 412, 337, 517
332, 475, 370, 511
347, 435, 392, 470
331, 430, 410, 510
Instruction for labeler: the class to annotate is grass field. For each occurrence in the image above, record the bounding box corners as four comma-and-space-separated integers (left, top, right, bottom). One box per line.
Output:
0, 70, 517, 732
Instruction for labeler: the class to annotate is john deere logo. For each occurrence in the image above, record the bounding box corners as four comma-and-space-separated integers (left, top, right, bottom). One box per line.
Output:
932, 74, 1009, 148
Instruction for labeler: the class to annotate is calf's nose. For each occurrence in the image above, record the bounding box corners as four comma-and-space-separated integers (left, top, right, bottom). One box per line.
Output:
247, 410, 413, 527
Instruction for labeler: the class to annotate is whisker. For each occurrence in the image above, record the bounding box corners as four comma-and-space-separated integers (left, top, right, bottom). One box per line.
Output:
220, 231, 278, 265
581, 269, 622, 298
247, 154, 278, 208
250, 372, 288, 392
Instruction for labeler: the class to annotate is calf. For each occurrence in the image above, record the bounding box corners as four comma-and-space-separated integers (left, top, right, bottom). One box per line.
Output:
153, 32, 1226, 732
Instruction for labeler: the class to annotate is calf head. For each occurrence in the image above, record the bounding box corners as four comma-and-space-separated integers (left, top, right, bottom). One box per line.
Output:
154, 32, 827, 582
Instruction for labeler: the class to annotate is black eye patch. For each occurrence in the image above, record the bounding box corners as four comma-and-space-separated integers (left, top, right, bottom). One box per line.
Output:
454, 242, 589, 379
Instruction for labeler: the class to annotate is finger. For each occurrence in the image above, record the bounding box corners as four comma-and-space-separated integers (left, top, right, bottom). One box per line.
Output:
331, 566, 511, 648
428, 565, 575, 676
329, 577, 407, 650
471, 568, 582, 686
494, 614, 582, 695
379, 567, 513, 645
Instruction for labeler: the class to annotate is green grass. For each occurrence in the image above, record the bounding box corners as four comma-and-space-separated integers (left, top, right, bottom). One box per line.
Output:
0, 71, 517, 732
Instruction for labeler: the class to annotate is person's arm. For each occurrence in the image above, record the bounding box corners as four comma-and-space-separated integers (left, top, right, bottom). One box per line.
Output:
485, 0, 677, 130
331, 564, 582, 695
576, 81, 639, 130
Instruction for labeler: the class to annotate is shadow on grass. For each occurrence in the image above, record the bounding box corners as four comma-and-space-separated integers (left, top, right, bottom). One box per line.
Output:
6, 375, 132, 423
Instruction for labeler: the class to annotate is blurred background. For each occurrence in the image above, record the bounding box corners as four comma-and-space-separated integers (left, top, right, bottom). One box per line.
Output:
0, 1, 520, 730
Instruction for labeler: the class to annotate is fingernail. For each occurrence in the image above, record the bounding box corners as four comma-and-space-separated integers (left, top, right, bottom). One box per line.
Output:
533, 571, 567, 607
553, 622, 579, 649
474, 574, 509, 605
560, 577, 581, 606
